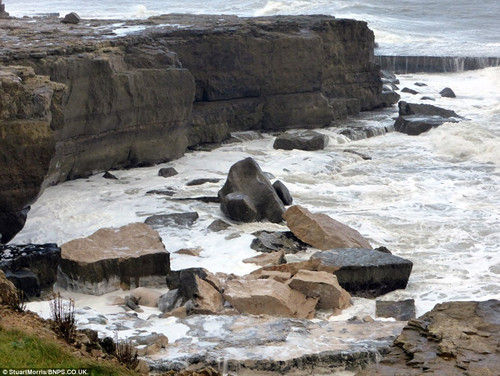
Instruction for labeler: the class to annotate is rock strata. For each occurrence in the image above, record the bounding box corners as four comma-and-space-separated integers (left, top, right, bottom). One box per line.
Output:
283, 205, 371, 250
357, 300, 499, 375
58, 223, 170, 295
218, 158, 285, 223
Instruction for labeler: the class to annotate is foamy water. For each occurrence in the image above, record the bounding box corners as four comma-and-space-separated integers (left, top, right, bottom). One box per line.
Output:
15, 67, 500, 319
5, 0, 500, 56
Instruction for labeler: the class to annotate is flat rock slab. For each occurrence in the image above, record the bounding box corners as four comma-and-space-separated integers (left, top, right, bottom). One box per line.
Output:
147, 315, 405, 374
312, 249, 413, 298
59, 223, 170, 295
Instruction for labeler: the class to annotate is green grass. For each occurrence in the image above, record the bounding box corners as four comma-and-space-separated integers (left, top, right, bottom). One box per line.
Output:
0, 327, 137, 376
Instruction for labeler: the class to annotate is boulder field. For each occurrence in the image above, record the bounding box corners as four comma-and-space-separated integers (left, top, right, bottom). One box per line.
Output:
0, 14, 398, 242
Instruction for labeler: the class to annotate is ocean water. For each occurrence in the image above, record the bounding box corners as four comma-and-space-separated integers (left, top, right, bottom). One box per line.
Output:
16, 68, 500, 318
4, 0, 500, 56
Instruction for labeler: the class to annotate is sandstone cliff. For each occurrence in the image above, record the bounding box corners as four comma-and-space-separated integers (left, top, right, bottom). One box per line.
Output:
0, 14, 396, 242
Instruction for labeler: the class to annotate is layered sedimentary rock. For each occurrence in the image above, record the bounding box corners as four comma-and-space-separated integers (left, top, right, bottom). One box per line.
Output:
375, 55, 500, 73
0, 14, 395, 241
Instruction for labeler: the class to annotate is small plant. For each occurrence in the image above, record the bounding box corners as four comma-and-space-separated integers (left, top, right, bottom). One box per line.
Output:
6, 290, 26, 312
49, 293, 75, 343
115, 337, 139, 370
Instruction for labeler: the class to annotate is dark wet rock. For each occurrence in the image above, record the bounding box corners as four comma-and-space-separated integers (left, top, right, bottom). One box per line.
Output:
61, 12, 81, 24
218, 158, 284, 223
144, 212, 199, 228
125, 295, 143, 312
311, 248, 413, 297
380, 89, 400, 106
343, 149, 372, 160
440, 87, 456, 98
99, 337, 116, 355
59, 223, 170, 295
338, 126, 389, 141
376, 299, 416, 321
171, 196, 220, 203
420, 96, 435, 101
414, 82, 427, 87
395, 101, 461, 135
380, 70, 399, 85
0, 243, 61, 297
158, 289, 182, 313
401, 87, 418, 95
273, 181, 293, 206
263, 171, 276, 180
146, 188, 176, 196
186, 178, 221, 186
103, 171, 118, 180
357, 300, 500, 376
158, 167, 178, 178
207, 219, 231, 232
273, 130, 329, 151
374, 246, 392, 254
250, 231, 307, 254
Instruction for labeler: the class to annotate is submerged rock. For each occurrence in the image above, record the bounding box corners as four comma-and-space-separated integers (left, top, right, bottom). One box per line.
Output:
273, 180, 293, 205
103, 171, 118, 180
283, 205, 371, 250
207, 219, 231, 232
273, 130, 329, 151
186, 178, 221, 186
58, 223, 170, 295
312, 248, 413, 297
144, 212, 199, 228
0, 243, 61, 297
357, 300, 500, 376
440, 87, 456, 98
401, 87, 418, 95
218, 158, 285, 223
158, 167, 178, 178
376, 299, 416, 321
250, 230, 307, 254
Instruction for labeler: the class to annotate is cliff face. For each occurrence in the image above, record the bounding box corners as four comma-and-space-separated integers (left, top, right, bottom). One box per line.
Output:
0, 14, 395, 243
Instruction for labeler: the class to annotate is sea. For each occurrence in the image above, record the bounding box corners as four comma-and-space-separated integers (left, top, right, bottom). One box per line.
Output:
5, 0, 500, 371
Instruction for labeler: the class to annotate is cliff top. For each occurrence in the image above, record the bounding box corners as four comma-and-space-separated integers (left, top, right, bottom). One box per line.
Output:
0, 13, 362, 63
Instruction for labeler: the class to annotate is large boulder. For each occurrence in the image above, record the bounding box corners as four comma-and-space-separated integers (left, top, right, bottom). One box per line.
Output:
61, 12, 81, 24
356, 300, 500, 376
312, 248, 413, 297
273, 130, 329, 151
283, 205, 371, 250
0, 243, 61, 297
58, 223, 170, 295
223, 278, 317, 319
287, 270, 351, 310
218, 158, 285, 223
439, 87, 456, 98
394, 101, 461, 135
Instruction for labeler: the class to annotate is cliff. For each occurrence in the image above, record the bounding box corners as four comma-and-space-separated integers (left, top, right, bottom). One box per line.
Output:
0, 14, 396, 243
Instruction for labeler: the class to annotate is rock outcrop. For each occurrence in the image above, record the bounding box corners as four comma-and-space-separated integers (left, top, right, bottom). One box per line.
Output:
283, 205, 372, 250
0, 14, 395, 241
312, 248, 413, 297
357, 300, 499, 375
218, 158, 285, 223
58, 223, 170, 295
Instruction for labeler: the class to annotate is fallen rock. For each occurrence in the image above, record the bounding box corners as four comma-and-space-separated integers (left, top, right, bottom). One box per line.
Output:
144, 212, 199, 228
218, 158, 285, 223
253, 270, 292, 283
187, 275, 224, 315
175, 247, 202, 256
250, 231, 307, 254
207, 219, 231, 232
288, 270, 351, 310
158, 167, 178, 178
312, 248, 413, 297
273, 180, 293, 205
283, 205, 371, 250
130, 287, 162, 307
130, 333, 168, 356
273, 130, 329, 151
254, 259, 323, 276
243, 251, 286, 267
376, 299, 416, 321
161, 306, 187, 319
356, 300, 499, 376
124, 295, 143, 312
223, 278, 317, 318
58, 223, 170, 295
401, 87, 418, 94
395, 101, 461, 135
61, 12, 81, 24
186, 178, 221, 186
158, 289, 182, 313
440, 87, 456, 98
380, 70, 399, 85
103, 171, 118, 180
414, 82, 427, 87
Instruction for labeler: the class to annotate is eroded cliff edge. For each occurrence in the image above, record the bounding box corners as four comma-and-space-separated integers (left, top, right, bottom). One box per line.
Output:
0, 14, 397, 242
